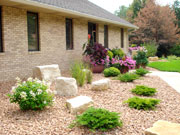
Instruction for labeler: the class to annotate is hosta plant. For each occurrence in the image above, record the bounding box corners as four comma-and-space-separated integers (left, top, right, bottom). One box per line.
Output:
124, 97, 160, 110
70, 107, 123, 132
8, 77, 55, 110
131, 85, 157, 96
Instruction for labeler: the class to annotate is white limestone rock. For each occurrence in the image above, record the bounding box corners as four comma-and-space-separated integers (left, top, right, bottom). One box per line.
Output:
66, 96, 93, 114
55, 77, 78, 96
33, 64, 61, 82
92, 79, 110, 91
145, 120, 180, 135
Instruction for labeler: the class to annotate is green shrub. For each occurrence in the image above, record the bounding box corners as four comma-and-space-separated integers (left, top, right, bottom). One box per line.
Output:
86, 70, 93, 84
70, 107, 123, 131
118, 73, 139, 82
131, 85, 157, 96
143, 42, 157, 57
135, 68, 150, 76
70, 62, 86, 87
104, 67, 120, 77
108, 50, 114, 59
167, 55, 177, 61
131, 44, 137, 47
170, 45, 180, 57
133, 51, 149, 66
124, 97, 160, 110
111, 48, 125, 58
8, 77, 54, 110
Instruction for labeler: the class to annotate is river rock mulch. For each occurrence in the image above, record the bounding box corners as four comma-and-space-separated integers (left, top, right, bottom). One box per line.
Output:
0, 74, 180, 135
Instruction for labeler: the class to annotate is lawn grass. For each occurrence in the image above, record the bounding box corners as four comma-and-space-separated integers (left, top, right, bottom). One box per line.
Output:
148, 60, 180, 72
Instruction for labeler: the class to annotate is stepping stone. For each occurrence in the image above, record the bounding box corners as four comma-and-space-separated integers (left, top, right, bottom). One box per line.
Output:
66, 96, 93, 114
33, 64, 61, 82
55, 77, 78, 96
92, 79, 110, 91
145, 120, 180, 135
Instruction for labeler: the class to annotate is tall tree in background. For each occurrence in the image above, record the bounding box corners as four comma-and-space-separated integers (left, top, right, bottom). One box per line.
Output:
173, 0, 180, 33
132, 0, 179, 45
127, 0, 147, 22
115, 6, 128, 19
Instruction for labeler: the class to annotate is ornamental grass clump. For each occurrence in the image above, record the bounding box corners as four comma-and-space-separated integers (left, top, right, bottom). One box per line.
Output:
124, 97, 160, 110
70, 107, 123, 132
70, 62, 87, 87
8, 77, 55, 110
135, 68, 150, 76
118, 73, 139, 82
131, 85, 157, 96
103, 67, 120, 77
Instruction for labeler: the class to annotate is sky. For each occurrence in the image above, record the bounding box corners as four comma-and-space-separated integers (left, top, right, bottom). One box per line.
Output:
88, 0, 175, 13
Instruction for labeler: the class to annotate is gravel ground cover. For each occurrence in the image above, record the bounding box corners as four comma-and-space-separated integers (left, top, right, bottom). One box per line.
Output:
0, 74, 180, 135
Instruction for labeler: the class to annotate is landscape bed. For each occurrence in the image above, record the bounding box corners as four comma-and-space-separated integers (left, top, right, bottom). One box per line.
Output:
0, 74, 180, 135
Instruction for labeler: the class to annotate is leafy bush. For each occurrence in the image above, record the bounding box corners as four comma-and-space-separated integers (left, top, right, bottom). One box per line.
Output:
111, 48, 125, 58
103, 67, 120, 77
124, 97, 160, 110
170, 45, 180, 57
108, 50, 114, 59
8, 77, 54, 110
135, 68, 150, 76
133, 51, 149, 66
118, 73, 139, 82
70, 62, 87, 86
70, 107, 123, 131
131, 85, 157, 96
167, 55, 177, 61
143, 42, 157, 57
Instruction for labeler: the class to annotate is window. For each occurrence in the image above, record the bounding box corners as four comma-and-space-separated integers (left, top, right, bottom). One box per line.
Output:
27, 12, 39, 51
104, 25, 108, 48
0, 7, 3, 52
121, 28, 124, 48
66, 18, 73, 50
88, 22, 97, 43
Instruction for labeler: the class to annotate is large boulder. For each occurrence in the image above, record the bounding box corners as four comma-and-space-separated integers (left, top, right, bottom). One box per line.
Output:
145, 120, 180, 135
148, 57, 159, 61
33, 64, 61, 82
92, 79, 110, 91
66, 96, 93, 114
55, 77, 78, 96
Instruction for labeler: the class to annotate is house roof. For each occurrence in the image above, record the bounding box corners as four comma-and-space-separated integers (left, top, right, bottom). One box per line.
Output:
26, 0, 137, 29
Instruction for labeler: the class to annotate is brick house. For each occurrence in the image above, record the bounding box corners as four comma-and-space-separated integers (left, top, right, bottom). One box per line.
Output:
0, 0, 137, 82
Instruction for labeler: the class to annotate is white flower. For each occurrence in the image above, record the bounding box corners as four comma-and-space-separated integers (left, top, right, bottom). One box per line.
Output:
37, 89, 43, 95
53, 91, 57, 95
27, 77, 33, 82
30, 91, 36, 97
16, 77, 21, 82
11, 86, 16, 93
43, 101, 47, 104
52, 98, 56, 102
20, 92, 27, 99
46, 89, 52, 93
46, 82, 51, 88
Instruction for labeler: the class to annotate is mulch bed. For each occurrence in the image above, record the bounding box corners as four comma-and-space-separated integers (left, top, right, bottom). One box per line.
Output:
0, 74, 180, 135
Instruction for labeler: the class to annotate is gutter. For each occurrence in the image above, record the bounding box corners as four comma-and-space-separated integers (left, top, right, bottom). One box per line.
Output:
9, 0, 138, 29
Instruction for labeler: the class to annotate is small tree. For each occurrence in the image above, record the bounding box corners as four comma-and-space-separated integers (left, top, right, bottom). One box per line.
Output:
132, 0, 179, 45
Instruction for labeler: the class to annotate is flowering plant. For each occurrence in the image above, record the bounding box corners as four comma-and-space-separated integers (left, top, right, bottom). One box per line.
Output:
111, 56, 136, 71
129, 46, 147, 52
8, 77, 55, 110
83, 42, 108, 66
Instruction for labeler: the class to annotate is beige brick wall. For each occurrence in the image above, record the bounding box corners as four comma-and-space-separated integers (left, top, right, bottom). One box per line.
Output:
0, 6, 129, 82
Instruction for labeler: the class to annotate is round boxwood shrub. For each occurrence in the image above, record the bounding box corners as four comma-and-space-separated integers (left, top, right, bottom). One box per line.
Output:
70, 107, 123, 131
135, 68, 150, 76
124, 96, 160, 110
103, 67, 120, 77
131, 85, 157, 96
118, 73, 139, 82
8, 77, 55, 110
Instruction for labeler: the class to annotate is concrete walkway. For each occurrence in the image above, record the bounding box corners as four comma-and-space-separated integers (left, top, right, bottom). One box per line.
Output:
148, 71, 180, 93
